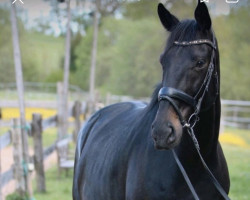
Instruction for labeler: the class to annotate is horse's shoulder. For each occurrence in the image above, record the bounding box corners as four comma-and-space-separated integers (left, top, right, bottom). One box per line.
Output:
76, 111, 101, 158
76, 101, 147, 158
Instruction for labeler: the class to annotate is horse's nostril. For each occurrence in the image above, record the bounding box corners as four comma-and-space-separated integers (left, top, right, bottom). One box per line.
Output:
168, 132, 175, 143
151, 124, 154, 130
152, 133, 158, 142
167, 126, 175, 143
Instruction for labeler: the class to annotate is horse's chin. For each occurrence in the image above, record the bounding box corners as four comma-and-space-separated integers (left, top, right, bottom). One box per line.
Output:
153, 137, 181, 150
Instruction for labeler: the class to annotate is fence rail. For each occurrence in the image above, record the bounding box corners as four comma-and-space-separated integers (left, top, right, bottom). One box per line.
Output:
0, 131, 11, 150
0, 168, 14, 189
221, 100, 250, 129
0, 82, 87, 94
0, 101, 85, 194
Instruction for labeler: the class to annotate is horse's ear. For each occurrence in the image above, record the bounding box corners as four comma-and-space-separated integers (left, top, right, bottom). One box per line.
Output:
158, 3, 179, 32
194, 1, 211, 31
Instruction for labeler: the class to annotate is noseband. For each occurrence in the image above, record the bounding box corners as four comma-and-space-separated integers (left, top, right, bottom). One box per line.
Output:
157, 35, 230, 200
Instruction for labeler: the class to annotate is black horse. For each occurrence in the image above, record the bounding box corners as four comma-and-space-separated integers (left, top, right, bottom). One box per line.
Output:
73, 2, 230, 200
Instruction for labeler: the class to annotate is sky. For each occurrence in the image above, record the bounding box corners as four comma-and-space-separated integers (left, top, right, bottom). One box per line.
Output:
0, 0, 247, 35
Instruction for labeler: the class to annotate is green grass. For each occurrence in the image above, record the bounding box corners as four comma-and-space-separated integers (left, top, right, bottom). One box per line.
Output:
221, 128, 250, 200
5, 127, 250, 200
222, 144, 250, 200
29, 144, 249, 200
42, 128, 58, 147
0, 91, 57, 101
28, 127, 75, 148
0, 127, 9, 136
32, 166, 74, 200
21, 32, 64, 75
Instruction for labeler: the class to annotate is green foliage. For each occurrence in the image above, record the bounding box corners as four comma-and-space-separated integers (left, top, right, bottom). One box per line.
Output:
70, 29, 93, 90
168, 0, 197, 19
74, 17, 163, 97
20, 32, 64, 82
69, 32, 82, 72
100, 17, 163, 97
0, 6, 15, 83
214, 6, 250, 100
124, 0, 159, 20
72, 1, 250, 99
0, 2, 249, 100
6, 192, 28, 200
0, 6, 64, 84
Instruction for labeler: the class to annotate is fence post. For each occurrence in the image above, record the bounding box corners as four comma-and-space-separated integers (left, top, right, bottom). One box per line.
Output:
31, 113, 46, 193
11, 118, 26, 196
72, 101, 81, 143
57, 82, 68, 140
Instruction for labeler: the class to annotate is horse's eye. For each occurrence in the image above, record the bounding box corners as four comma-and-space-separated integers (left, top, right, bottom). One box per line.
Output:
196, 60, 205, 68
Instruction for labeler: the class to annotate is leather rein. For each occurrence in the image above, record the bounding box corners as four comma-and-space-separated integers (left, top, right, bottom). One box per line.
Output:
158, 35, 230, 200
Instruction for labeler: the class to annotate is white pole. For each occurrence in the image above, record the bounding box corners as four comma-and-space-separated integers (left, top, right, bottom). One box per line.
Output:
61, 0, 71, 139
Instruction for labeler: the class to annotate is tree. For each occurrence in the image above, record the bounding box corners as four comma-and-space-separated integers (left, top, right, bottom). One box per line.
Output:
213, 5, 250, 100
0, 6, 17, 83
75, 16, 163, 97
10, 1, 33, 198
56, 0, 72, 139
84, 0, 122, 113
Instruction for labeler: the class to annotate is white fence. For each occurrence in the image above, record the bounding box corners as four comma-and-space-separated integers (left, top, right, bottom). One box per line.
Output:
221, 100, 250, 129
1, 82, 249, 130
106, 96, 250, 130
0, 82, 88, 102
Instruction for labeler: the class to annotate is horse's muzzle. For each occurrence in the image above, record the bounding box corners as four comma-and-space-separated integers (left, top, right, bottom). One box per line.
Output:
151, 122, 178, 149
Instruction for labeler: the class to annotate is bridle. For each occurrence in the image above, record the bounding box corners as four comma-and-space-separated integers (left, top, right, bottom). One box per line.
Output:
158, 37, 217, 130
157, 33, 230, 200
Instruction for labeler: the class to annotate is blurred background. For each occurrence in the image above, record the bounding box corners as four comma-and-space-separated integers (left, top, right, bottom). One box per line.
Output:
0, 0, 249, 199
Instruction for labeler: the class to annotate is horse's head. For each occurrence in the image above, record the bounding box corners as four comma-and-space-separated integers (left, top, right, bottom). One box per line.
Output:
152, 2, 219, 150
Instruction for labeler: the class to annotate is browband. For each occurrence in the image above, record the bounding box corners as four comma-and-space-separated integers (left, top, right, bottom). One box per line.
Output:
158, 87, 197, 109
174, 40, 216, 50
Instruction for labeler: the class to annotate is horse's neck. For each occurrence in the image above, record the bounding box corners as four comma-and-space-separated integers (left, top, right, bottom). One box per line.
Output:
195, 96, 221, 156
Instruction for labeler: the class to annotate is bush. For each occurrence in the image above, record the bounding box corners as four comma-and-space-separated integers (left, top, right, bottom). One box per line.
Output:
6, 192, 28, 200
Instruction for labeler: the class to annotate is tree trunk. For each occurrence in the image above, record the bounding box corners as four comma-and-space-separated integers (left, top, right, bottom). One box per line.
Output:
61, 0, 71, 139
88, 9, 99, 114
10, 1, 33, 198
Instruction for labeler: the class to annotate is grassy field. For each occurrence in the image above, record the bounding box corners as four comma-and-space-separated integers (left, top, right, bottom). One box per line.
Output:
1, 103, 249, 199
224, 145, 250, 199
32, 167, 74, 200
221, 128, 250, 200
2, 118, 250, 199
26, 128, 250, 200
